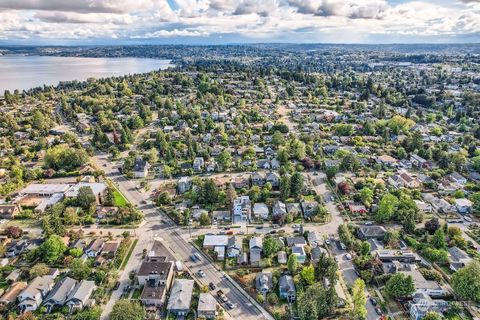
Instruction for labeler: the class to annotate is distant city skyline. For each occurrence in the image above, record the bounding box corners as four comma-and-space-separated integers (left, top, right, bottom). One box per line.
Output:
0, 0, 479, 45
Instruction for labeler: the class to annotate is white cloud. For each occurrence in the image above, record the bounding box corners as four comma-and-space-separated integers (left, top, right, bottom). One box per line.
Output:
0, 0, 479, 42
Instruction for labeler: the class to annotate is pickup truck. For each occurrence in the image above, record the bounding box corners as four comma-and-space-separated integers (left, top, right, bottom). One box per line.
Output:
216, 290, 228, 303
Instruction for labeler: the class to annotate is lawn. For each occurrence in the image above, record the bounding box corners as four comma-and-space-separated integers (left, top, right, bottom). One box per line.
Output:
113, 190, 128, 207
131, 286, 143, 299
120, 238, 138, 270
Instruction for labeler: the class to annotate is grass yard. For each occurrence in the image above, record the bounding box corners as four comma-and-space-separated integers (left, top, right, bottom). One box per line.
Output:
113, 190, 128, 207
131, 286, 143, 299
120, 238, 138, 270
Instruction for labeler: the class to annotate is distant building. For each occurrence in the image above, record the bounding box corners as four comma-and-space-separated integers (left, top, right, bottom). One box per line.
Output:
133, 159, 150, 178
232, 196, 252, 223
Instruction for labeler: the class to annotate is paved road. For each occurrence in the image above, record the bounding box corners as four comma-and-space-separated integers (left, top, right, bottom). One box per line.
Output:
94, 154, 272, 320
329, 241, 380, 320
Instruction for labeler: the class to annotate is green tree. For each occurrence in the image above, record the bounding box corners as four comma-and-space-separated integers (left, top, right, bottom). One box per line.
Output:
70, 258, 92, 280
384, 273, 415, 299
39, 235, 67, 264
423, 312, 443, 320
431, 228, 447, 249
71, 307, 102, 320
217, 150, 233, 170
352, 279, 367, 320
451, 261, 480, 302
290, 172, 304, 198
375, 193, 398, 222
280, 175, 291, 200
263, 237, 281, 258
360, 241, 371, 256
110, 300, 145, 320
29, 263, 50, 279
271, 131, 285, 146
297, 283, 335, 320
287, 254, 299, 274
300, 264, 315, 285
199, 212, 211, 226
360, 187, 374, 207
76, 186, 96, 211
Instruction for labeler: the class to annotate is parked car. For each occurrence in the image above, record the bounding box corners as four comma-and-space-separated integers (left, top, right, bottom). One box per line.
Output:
209, 282, 216, 290
345, 253, 352, 260
113, 281, 120, 290
375, 307, 382, 315
226, 301, 236, 309
272, 224, 280, 229
370, 297, 377, 306
197, 270, 206, 278
464, 216, 473, 222
217, 290, 228, 303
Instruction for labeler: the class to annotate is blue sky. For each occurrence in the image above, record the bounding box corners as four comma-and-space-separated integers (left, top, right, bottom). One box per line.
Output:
0, 0, 479, 44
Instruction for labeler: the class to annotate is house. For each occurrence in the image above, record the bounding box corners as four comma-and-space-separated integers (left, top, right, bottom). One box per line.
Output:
138, 259, 174, 307
376, 250, 418, 263
414, 200, 433, 213
300, 200, 319, 218
292, 245, 307, 264
324, 159, 341, 168
455, 198, 473, 214
277, 251, 287, 264
193, 157, 205, 172
177, 177, 192, 194
266, 172, 280, 188
85, 239, 104, 257
249, 237, 263, 267
0, 281, 27, 306
311, 247, 326, 264
251, 172, 266, 186
278, 275, 296, 301
448, 247, 472, 272
286, 236, 306, 247
197, 293, 217, 319
65, 280, 96, 312
0, 204, 20, 218
167, 279, 194, 316
348, 202, 368, 214
272, 200, 287, 220
133, 159, 150, 178
64, 182, 107, 204
232, 196, 252, 223
255, 271, 273, 294
44, 277, 77, 313
227, 236, 242, 258
307, 231, 323, 247
286, 203, 302, 217
18, 275, 55, 312
233, 176, 249, 189
409, 293, 449, 320
253, 203, 269, 220
203, 235, 229, 250
447, 172, 467, 185
376, 155, 399, 167
410, 154, 430, 169
214, 246, 225, 261
5, 269, 22, 282
357, 225, 387, 240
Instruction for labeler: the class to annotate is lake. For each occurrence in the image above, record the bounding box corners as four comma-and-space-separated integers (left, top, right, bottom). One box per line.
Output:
0, 55, 173, 94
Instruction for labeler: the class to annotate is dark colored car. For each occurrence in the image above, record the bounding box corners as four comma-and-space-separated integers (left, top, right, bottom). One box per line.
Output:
375, 307, 382, 315
370, 297, 377, 306
113, 281, 120, 290
209, 282, 216, 290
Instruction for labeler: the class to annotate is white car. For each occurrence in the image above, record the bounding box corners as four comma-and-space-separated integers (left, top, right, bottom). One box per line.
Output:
464, 216, 473, 222
197, 270, 206, 278
345, 253, 352, 260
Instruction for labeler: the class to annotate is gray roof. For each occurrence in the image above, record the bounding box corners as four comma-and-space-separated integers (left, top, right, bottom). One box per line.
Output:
167, 279, 194, 311
197, 293, 217, 312
279, 275, 295, 294
45, 277, 77, 304
249, 237, 263, 250
66, 280, 95, 304
286, 237, 306, 247
255, 272, 273, 292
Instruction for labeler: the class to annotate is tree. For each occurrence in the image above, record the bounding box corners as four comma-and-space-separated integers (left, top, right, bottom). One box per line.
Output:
217, 150, 232, 170
271, 131, 285, 146
287, 254, 299, 274
384, 273, 415, 299
300, 265, 315, 285
4, 226, 23, 239
423, 312, 443, 320
110, 300, 145, 320
44, 145, 88, 171
263, 237, 281, 257
375, 193, 398, 222
360, 241, 371, 256
71, 307, 102, 320
352, 279, 367, 320
70, 258, 92, 280
297, 283, 335, 320
451, 261, 480, 302
280, 175, 291, 200
425, 218, 440, 235
39, 235, 67, 264
199, 212, 211, 226
76, 186, 96, 211
29, 263, 49, 279
402, 210, 416, 234
431, 228, 446, 249
360, 187, 374, 207
290, 172, 304, 198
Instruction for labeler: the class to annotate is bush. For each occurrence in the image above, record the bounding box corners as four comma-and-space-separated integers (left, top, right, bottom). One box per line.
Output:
419, 268, 442, 282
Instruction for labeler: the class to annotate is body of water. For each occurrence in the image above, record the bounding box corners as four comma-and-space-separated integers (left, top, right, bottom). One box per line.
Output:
0, 55, 172, 93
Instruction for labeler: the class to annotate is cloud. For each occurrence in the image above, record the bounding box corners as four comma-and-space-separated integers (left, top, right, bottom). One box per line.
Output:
133, 28, 209, 38
287, 0, 388, 19
34, 11, 133, 24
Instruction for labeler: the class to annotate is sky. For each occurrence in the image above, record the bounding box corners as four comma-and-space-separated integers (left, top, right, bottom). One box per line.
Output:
0, 0, 479, 45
